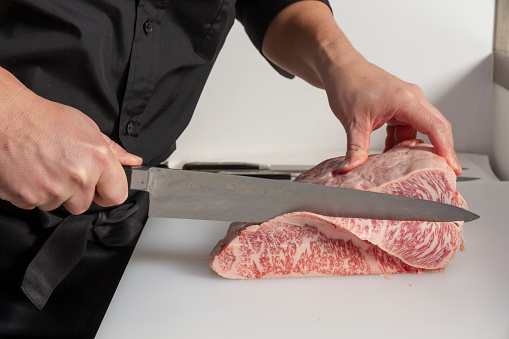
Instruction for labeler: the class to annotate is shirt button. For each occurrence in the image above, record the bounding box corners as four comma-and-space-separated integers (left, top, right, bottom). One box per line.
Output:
143, 20, 153, 34
126, 122, 135, 135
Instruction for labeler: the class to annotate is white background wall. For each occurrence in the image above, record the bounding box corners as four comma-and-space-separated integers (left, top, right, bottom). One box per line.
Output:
169, 0, 498, 174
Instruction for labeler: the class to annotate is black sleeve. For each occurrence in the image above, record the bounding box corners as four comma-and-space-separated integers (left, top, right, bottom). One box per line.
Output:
235, 0, 332, 78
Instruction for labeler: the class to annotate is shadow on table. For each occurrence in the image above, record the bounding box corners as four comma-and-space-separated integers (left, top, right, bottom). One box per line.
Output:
132, 247, 224, 279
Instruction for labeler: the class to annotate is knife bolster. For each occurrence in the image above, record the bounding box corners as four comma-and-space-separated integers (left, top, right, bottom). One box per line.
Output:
125, 166, 150, 191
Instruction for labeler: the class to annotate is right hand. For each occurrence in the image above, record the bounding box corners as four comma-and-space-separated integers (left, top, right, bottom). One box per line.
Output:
0, 68, 142, 215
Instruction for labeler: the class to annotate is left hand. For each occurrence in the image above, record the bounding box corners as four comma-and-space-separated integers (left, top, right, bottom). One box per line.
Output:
321, 56, 462, 175
262, 1, 462, 176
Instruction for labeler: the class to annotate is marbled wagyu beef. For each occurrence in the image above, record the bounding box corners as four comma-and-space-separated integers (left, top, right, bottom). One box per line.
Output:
209, 140, 467, 279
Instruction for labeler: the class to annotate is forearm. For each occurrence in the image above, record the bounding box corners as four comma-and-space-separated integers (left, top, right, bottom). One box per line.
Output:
262, 1, 363, 89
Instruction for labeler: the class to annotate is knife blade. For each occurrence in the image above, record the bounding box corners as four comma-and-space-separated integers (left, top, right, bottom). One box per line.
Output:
125, 166, 479, 223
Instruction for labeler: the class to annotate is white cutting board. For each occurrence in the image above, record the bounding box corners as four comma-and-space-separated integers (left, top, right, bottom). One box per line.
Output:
97, 154, 508, 339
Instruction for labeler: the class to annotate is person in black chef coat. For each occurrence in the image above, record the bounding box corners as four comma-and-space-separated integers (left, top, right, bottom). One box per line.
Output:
0, 1, 462, 338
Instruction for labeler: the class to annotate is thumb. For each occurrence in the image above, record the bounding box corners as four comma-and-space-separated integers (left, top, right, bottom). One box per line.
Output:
101, 133, 143, 166
338, 127, 370, 174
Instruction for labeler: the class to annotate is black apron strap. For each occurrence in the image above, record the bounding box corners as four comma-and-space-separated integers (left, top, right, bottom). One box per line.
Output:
21, 203, 143, 310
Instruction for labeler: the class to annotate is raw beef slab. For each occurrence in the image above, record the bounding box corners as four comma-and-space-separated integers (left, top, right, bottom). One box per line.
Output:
209, 140, 467, 279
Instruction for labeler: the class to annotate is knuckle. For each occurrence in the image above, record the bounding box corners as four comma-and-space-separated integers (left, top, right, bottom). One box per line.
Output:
87, 145, 112, 170
347, 143, 363, 153
444, 119, 452, 131
1, 185, 39, 209
0, 190, 10, 202
67, 204, 89, 215
65, 192, 94, 215
94, 145, 111, 163
431, 117, 452, 133
398, 88, 419, 106
13, 201, 37, 210
17, 190, 40, 209
45, 184, 65, 200
68, 166, 89, 188
97, 179, 128, 207
407, 83, 423, 94
389, 83, 421, 107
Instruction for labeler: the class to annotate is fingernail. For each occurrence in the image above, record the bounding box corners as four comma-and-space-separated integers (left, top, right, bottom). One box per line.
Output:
454, 156, 462, 172
455, 160, 461, 171
338, 158, 350, 173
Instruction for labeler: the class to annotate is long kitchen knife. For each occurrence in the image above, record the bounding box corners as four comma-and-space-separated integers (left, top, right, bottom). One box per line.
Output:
125, 166, 479, 223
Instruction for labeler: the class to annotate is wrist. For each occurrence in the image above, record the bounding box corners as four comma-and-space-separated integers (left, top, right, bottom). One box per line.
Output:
0, 67, 35, 106
312, 31, 366, 88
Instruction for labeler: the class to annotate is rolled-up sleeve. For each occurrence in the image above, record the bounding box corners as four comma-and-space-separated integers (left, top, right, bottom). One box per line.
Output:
235, 0, 332, 78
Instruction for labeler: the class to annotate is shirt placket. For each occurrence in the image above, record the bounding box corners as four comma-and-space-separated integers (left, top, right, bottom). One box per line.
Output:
119, 0, 164, 155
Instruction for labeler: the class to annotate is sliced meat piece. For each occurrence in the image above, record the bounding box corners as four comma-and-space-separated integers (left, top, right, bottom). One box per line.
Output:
210, 139, 466, 279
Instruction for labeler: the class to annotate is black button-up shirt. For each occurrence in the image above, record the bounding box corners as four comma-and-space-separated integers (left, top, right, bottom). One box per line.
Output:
0, 0, 330, 165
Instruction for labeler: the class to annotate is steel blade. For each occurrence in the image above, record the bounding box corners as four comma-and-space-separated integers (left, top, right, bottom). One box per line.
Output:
126, 167, 479, 223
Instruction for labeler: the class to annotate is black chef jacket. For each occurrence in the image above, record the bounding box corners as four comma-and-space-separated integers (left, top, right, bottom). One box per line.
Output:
0, 0, 331, 338
0, 0, 328, 165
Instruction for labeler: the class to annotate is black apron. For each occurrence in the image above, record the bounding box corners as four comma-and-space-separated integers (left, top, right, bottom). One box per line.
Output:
0, 191, 149, 338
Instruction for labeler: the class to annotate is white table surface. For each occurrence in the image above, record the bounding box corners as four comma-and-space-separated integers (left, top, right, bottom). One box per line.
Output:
96, 154, 508, 339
